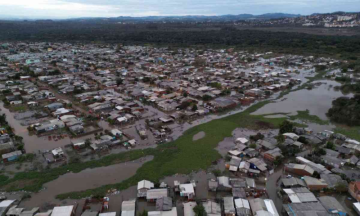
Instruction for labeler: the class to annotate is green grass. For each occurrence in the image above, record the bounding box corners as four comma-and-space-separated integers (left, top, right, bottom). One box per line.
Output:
334, 126, 360, 141
290, 110, 329, 125
9, 105, 27, 112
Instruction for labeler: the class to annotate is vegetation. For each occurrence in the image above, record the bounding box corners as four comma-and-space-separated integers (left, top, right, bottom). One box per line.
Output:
193, 204, 207, 216
279, 120, 294, 134
290, 110, 329, 125
327, 95, 360, 126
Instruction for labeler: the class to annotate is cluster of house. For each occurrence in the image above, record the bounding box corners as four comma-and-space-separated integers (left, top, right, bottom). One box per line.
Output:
0, 134, 22, 163
134, 179, 277, 216
1, 43, 339, 122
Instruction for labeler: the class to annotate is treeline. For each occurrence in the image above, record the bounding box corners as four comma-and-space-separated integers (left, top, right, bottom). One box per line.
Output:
327, 95, 360, 126
1, 21, 360, 59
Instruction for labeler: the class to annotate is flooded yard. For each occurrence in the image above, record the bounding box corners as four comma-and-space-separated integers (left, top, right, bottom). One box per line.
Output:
0, 102, 71, 153
20, 156, 153, 209
252, 80, 351, 120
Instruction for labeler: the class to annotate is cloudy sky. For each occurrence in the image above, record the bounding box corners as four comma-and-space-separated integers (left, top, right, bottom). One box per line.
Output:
0, 0, 359, 19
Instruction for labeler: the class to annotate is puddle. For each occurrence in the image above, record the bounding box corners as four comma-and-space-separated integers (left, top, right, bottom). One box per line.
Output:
20, 156, 153, 209
193, 131, 205, 141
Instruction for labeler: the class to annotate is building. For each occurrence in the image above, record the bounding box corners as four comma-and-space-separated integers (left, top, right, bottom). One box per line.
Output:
234, 198, 251, 216
223, 197, 236, 216
179, 184, 195, 200
349, 181, 360, 202
203, 201, 221, 216
281, 177, 306, 188
263, 148, 283, 162
303, 176, 328, 191
156, 197, 172, 211
283, 188, 317, 203
283, 202, 330, 216
121, 200, 136, 216
51, 206, 75, 216
146, 189, 168, 202
183, 202, 196, 216
318, 196, 347, 215
0, 200, 16, 216
2, 151, 22, 163
137, 180, 154, 198
284, 163, 314, 176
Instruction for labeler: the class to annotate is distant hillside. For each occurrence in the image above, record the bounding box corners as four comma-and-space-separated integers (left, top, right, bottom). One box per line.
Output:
67, 13, 301, 23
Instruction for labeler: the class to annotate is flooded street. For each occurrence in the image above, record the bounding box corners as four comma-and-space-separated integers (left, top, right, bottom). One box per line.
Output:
0, 102, 71, 153
252, 80, 351, 120
20, 156, 153, 209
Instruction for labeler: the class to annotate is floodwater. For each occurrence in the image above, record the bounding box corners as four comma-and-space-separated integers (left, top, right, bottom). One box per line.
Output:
20, 156, 153, 209
252, 80, 352, 120
192, 131, 205, 141
0, 102, 71, 153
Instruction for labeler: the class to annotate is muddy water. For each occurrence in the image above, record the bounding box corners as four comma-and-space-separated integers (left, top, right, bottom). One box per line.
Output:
0, 102, 71, 153
192, 131, 205, 141
20, 156, 153, 209
252, 80, 352, 120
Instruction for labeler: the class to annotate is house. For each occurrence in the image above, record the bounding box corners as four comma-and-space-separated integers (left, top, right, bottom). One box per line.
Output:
283, 188, 317, 203
69, 125, 84, 135
45, 103, 63, 111
318, 196, 347, 215
148, 208, 177, 216
236, 138, 249, 145
0, 200, 17, 216
349, 181, 360, 201
179, 184, 195, 200
284, 163, 314, 176
183, 202, 196, 216
320, 174, 348, 189
2, 151, 22, 163
283, 133, 299, 140
234, 198, 251, 216
223, 197, 236, 216
263, 148, 283, 162
99, 213, 116, 216
138, 180, 155, 198
303, 176, 328, 191
121, 200, 136, 216
217, 176, 232, 191
208, 180, 218, 192
203, 201, 221, 216
281, 177, 306, 188
156, 197, 172, 211
51, 206, 75, 216
146, 189, 168, 202
51, 147, 64, 158
283, 202, 329, 216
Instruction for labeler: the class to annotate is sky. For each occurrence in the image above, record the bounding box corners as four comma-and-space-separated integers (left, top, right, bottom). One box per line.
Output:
0, 0, 359, 19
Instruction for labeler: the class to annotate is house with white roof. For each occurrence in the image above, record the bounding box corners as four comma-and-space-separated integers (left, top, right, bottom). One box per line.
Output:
138, 180, 154, 197
179, 184, 195, 200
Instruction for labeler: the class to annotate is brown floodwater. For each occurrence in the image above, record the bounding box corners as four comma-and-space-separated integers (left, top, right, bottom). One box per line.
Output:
252, 80, 352, 120
20, 156, 153, 209
0, 102, 71, 153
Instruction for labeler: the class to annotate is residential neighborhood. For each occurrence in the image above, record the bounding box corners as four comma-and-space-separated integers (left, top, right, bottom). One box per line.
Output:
0, 42, 360, 216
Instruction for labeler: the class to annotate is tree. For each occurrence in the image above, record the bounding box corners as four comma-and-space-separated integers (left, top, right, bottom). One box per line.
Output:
273, 156, 283, 166
276, 135, 285, 144
202, 95, 212, 101
193, 204, 207, 216
312, 171, 320, 178
249, 143, 256, 149
212, 169, 221, 177
183, 92, 188, 97
192, 104, 198, 112
139, 210, 148, 216
326, 141, 334, 150
335, 181, 348, 193
279, 120, 294, 134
